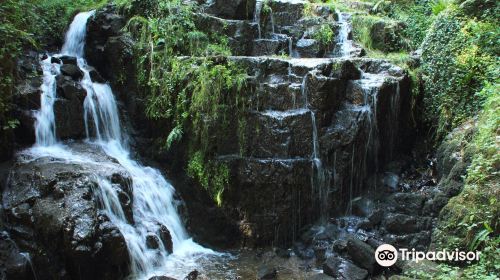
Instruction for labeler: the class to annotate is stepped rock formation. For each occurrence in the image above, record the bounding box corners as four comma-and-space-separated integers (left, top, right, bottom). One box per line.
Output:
83, 1, 411, 247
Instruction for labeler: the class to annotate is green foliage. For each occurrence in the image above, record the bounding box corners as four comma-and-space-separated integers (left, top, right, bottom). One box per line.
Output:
0, 0, 104, 159
420, 8, 498, 136
398, 4, 434, 49
427, 84, 499, 278
313, 24, 334, 48
122, 0, 247, 205
352, 14, 380, 50
431, 0, 453, 15
187, 151, 229, 206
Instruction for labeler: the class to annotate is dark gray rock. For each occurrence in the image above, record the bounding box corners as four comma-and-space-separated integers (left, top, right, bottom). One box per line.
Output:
59, 55, 77, 65
257, 264, 277, 279
206, 0, 256, 20
387, 192, 425, 215
323, 256, 368, 280
296, 39, 320, 58
346, 236, 377, 273
51, 56, 62, 64
307, 273, 334, 280
0, 231, 32, 280
55, 75, 86, 139
146, 233, 160, 249
159, 224, 173, 254
252, 39, 287, 56
3, 143, 133, 279
89, 67, 106, 83
383, 213, 432, 234
370, 20, 407, 52
149, 276, 177, 280
184, 270, 199, 280
194, 13, 258, 56
269, 0, 306, 26
60, 64, 83, 80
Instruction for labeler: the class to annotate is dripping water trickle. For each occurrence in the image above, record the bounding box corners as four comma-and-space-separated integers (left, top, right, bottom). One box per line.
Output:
255, 0, 264, 38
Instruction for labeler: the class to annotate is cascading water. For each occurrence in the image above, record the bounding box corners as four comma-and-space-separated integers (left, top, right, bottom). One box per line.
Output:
34, 57, 60, 146
32, 11, 214, 279
255, 0, 264, 38
335, 11, 354, 57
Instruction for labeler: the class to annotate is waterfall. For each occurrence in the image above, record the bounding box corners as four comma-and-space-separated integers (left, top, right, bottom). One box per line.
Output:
255, 0, 263, 38
34, 57, 60, 146
33, 11, 214, 279
61, 11, 95, 57
336, 11, 354, 57
301, 73, 330, 222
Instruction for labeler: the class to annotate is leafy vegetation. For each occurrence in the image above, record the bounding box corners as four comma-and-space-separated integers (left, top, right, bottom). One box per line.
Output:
313, 23, 335, 50
120, 0, 247, 204
0, 0, 104, 159
420, 5, 498, 137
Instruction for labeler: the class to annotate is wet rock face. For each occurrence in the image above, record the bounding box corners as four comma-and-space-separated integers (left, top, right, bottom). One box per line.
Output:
370, 20, 407, 53
199, 0, 361, 58
323, 256, 368, 280
2, 143, 132, 280
54, 72, 86, 140
205, 0, 256, 20
0, 231, 33, 280
216, 57, 411, 246
12, 52, 43, 147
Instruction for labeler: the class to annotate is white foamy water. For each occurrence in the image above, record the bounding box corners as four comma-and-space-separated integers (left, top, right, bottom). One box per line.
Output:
336, 11, 355, 57
31, 11, 217, 280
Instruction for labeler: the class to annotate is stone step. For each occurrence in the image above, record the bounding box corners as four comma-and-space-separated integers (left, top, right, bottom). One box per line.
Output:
249, 82, 303, 111
243, 109, 313, 158
218, 155, 315, 246
252, 38, 289, 56
194, 13, 258, 56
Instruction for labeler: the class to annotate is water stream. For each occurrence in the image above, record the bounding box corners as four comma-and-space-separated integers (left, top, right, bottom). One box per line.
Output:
33, 11, 215, 280
335, 11, 355, 57
255, 0, 264, 38
301, 73, 330, 222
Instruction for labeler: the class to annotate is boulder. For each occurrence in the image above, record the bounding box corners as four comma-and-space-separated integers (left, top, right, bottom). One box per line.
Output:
184, 270, 199, 280
323, 256, 368, 280
146, 233, 160, 249
252, 39, 287, 56
296, 39, 320, 58
54, 75, 86, 139
346, 236, 377, 273
60, 64, 83, 80
206, 0, 256, 20
370, 20, 407, 52
387, 193, 425, 215
159, 224, 173, 253
89, 67, 106, 83
3, 143, 133, 279
383, 213, 432, 234
149, 276, 177, 280
307, 273, 334, 280
59, 55, 77, 65
257, 264, 277, 279
0, 232, 32, 280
